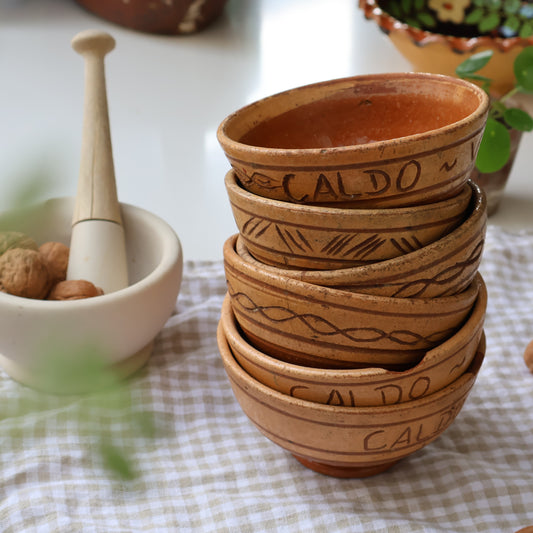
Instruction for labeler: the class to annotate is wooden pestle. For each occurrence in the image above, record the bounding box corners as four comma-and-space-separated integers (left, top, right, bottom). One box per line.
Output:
67, 30, 129, 294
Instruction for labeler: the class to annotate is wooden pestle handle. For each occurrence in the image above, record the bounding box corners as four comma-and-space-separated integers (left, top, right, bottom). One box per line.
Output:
71, 29, 122, 226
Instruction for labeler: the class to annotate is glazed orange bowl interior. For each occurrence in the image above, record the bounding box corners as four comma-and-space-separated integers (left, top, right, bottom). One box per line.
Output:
217, 73, 489, 208
222, 74, 484, 149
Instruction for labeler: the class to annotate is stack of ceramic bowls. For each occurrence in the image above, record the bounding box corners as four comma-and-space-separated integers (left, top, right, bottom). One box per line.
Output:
216, 73, 490, 477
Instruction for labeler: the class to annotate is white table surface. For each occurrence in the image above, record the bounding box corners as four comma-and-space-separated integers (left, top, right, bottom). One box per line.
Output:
1, 0, 532, 261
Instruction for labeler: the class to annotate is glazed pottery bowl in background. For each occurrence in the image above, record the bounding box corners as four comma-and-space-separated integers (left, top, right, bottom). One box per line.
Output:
0, 197, 183, 393
225, 170, 472, 270
223, 234, 481, 369
234, 179, 486, 297
217, 72, 489, 208
75, 0, 229, 35
217, 322, 486, 477
360, 0, 533, 96
219, 280, 486, 406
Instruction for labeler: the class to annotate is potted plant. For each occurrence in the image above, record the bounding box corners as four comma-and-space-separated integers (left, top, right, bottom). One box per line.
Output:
455, 45, 533, 214
360, 0, 533, 96
378, 0, 533, 38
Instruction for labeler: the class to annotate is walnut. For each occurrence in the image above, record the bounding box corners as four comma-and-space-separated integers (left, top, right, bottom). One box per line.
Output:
39, 241, 70, 284
0, 231, 38, 256
47, 279, 104, 301
0, 248, 51, 299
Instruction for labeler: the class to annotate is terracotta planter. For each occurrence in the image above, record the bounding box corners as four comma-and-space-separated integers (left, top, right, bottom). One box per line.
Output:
74, 0, 228, 35
360, 0, 533, 96
219, 282, 486, 406
223, 234, 481, 369
217, 73, 489, 208
234, 179, 487, 298
225, 170, 472, 271
217, 322, 486, 478
470, 128, 523, 216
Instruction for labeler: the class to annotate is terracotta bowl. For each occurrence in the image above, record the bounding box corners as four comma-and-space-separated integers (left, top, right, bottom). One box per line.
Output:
360, 0, 533, 96
223, 234, 481, 369
0, 197, 183, 393
217, 72, 488, 208
235, 179, 486, 298
225, 170, 472, 271
74, 0, 229, 35
219, 277, 486, 406
217, 322, 486, 477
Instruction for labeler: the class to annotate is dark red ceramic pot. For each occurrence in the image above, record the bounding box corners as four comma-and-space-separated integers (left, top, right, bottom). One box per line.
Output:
74, 0, 228, 35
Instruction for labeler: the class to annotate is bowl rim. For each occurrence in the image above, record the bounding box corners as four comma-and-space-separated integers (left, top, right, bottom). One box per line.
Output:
225, 168, 473, 218
224, 232, 481, 315
0, 197, 183, 309
217, 318, 485, 416
233, 179, 486, 288
217, 72, 489, 161
220, 286, 486, 384
359, 0, 533, 52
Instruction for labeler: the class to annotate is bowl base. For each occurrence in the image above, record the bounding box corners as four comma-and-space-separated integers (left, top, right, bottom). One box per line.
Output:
292, 454, 399, 478
0, 341, 154, 394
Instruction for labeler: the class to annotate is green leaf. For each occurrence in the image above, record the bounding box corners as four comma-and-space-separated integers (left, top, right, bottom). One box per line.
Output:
463, 74, 492, 82
503, 107, 533, 131
417, 12, 437, 28
476, 118, 511, 173
387, 3, 402, 19
100, 440, 136, 480
478, 12, 501, 33
35, 341, 121, 394
491, 100, 508, 118
455, 50, 494, 77
502, 14, 520, 33
514, 46, 533, 92
503, 0, 521, 14
414, 0, 425, 10
519, 21, 533, 38
486, 0, 501, 8
402, 0, 412, 14
135, 410, 157, 438
405, 17, 421, 28
465, 7, 485, 24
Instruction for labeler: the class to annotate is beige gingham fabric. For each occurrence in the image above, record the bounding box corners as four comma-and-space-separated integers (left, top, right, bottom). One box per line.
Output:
0, 225, 532, 532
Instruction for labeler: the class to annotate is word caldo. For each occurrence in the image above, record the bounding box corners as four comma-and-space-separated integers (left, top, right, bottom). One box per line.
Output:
282, 160, 422, 202
362, 404, 462, 452
289, 375, 433, 407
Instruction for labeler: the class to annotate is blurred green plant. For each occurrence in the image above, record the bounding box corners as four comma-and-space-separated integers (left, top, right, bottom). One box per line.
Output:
456, 45, 533, 173
381, 0, 533, 37
0, 160, 64, 232
0, 168, 156, 481
0, 340, 157, 481
383, 0, 438, 29
465, 0, 533, 38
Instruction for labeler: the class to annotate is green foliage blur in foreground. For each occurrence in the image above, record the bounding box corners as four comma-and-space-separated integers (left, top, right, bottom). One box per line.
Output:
456, 46, 533, 173
0, 169, 156, 481
3, 343, 156, 481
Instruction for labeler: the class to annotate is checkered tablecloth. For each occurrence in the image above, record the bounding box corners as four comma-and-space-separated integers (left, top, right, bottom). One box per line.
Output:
0, 225, 532, 533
